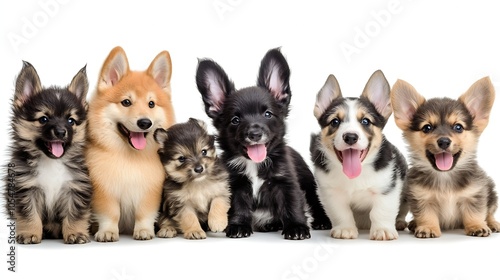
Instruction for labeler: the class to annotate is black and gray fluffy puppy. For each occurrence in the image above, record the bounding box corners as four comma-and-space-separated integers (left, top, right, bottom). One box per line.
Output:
154, 118, 231, 240
4, 61, 91, 244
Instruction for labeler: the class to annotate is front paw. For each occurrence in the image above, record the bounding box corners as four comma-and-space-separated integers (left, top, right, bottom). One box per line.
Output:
370, 227, 398, 241
208, 216, 228, 233
282, 225, 311, 240
465, 224, 491, 237
95, 230, 119, 242
311, 217, 332, 230
184, 230, 206, 240
157, 226, 177, 238
395, 219, 408, 231
225, 224, 253, 238
133, 228, 154, 240
16, 233, 42, 244
488, 220, 500, 233
414, 226, 441, 238
330, 227, 358, 239
65, 233, 90, 244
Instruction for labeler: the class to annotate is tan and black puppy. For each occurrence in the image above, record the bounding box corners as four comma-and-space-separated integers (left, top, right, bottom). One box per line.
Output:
391, 77, 500, 238
4, 61, 91, 244
154, 118, 230, 239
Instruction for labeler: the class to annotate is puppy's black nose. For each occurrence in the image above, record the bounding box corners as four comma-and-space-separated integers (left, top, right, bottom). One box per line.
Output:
194, 165, 204, 174
247, 128, 263, 142
137, 118, 152, 130
343, 133, 358, 145
437, 137, 451, 150
54, 127, 66, 139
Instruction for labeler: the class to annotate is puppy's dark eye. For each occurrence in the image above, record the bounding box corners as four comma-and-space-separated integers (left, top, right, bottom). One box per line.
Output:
68, 118, 76, 126
231, 116, 240, 125
149, 101, 155, 108
360, 118, 371, 126
422, 124, 433, 133
39, 116, 49, 124
453, 124, 464, 133
264, 111, 273, 119
330, 118, 340, 127
121, 99, 132, 107
178, 156, 185, 163
201, 149, 208, 156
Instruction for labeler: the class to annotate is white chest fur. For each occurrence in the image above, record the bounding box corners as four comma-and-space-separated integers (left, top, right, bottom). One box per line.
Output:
229, 157, 264, 198
36, 156, 73, 208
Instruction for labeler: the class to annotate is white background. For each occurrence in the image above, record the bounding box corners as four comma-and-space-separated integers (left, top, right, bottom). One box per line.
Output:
1, 0, 500, 279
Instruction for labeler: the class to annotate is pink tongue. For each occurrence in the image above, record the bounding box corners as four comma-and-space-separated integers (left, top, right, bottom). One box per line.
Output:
130, 132, 147, 150
435, 152, 453, 171
246, 144, 267, 163
342, 149, 362, 179
51, 142, 64, 158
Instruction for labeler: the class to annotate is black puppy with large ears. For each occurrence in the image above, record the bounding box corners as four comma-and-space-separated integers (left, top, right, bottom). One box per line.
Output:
196, 48, 331, 240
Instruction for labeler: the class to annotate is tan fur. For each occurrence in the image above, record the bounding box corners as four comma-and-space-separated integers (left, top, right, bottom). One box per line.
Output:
87, 46, 175, 241
208, 196, 231, 232
62, 215, 91, 244
16, 214, 43, 244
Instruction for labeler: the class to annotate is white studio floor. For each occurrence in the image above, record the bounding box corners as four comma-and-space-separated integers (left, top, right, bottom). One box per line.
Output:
2, 224, 499, 280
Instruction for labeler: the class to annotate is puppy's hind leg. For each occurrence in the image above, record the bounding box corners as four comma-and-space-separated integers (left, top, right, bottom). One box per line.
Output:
156, 216, 178, 238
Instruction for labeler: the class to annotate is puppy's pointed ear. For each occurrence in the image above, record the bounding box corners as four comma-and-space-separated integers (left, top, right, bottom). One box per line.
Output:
68, 65, 89, 103
459, 76, 495, 133
14, 61, 42, 108
196, 59, 234, 119
314, 74, 342, 120
154, 128, 169, 149
98, 46, 129, 91
257, 48, 291, 107
189, 118, 208, 131
361, 70, 392, 120
390, 79, 426, 130
147, 50, 172, 92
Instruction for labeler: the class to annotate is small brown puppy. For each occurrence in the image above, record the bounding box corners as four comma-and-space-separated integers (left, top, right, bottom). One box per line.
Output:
154, 118, 230, 239
391, 77, 500, 238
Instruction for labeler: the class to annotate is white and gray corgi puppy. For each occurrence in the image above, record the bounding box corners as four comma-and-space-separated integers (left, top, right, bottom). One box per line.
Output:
4, 61, 91, 244
310, 70, 407, 240
391, 77, 500, 238
154, 118, 231, 239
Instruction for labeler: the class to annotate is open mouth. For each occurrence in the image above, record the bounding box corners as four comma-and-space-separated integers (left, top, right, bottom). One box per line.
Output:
426, 150, 461, 171
334, 148, 368, 179
244, 143, 268, 163
118, 123, 148, 150
45, 140, 65, 158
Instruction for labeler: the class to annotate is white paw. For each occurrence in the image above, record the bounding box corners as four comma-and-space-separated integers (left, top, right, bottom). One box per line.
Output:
370, 227, 398, 240
330, 227, 358, 239
133, 228, 154, 240
157, 226, 177, 238
95, 230, 119, 242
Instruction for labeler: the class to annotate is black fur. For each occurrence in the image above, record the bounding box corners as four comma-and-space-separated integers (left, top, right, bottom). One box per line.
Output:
3, 61, 91, 244
196, 48, 331, 240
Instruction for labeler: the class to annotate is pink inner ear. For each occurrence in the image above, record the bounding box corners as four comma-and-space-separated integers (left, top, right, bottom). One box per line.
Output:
206, 71, 225, 113
22, 82, 33, 100
269, 65, 284, 99
109, 68, 119, 86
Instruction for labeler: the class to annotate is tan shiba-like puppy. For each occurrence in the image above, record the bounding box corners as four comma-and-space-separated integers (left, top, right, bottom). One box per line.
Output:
154, 118, 230, 240
87, 46, 175, 241
391, 77, 500, 238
